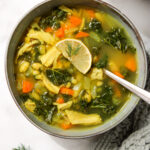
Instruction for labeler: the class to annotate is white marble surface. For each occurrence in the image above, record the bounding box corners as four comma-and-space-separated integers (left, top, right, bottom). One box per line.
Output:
0, 0, 150, 150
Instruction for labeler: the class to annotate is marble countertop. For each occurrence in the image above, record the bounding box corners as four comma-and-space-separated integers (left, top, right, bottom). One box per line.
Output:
0, 0, 150, 149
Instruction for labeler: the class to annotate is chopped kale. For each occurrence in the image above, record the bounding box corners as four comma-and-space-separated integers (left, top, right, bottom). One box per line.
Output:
39, 8, 67, 30
32, 92, 56, 124
46, 69, 71, 86
89, 18, 102, 33
34, 98, 56, 124
99, 84, 113, 102
83, 37, 102, 56
41, 92, 54, 105
33, 27, 40, 31
71, 99, 89, 113
128, 45, 136, 53
90, 83, 116, 115
95, 55, 108, 68
105, 28, 136, 53
20, 94, 29, 102
19, 52, 32, 63
33, 44, 40, 62
45, 107, 56, 123
71, 90, 90, 113
92, 46, 101, 55
78, 90, 86, 100
120, 66, 129, 78
53, 9, 67, 20
62, 94, 72, 102
34, 102, 56, 124
79, 100, 89, 112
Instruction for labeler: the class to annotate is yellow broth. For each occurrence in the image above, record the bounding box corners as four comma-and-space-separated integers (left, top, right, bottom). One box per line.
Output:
14, 6, 137, 130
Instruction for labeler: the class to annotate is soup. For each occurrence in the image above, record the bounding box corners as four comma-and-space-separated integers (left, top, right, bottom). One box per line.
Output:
15, 6, 137, 130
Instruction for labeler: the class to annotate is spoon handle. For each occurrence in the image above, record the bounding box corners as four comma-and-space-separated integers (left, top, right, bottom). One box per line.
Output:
104, 69, 150, 104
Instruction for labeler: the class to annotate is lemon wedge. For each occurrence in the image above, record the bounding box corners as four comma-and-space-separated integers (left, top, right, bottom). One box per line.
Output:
56, 39, 92, 74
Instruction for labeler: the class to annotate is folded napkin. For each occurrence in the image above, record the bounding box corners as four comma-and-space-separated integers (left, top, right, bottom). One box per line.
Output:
92, 35, 150, 150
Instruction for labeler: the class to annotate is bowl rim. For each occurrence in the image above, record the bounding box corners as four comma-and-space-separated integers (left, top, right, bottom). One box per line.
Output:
5, 0, 148, 139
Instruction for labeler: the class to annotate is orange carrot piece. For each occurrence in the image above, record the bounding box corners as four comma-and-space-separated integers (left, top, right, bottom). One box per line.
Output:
59, 87, 74, 96
113, 71, 124, 79
22, 80, 34, 93
45, 27, 53, 33
111, 79, 117, 84
56, 98, 64, 104
55, 27, 65, 38
125, 57, 136, 72
75, 31, 89, 38
114, 86, 121, 98
87, 9, 95, 18
61, 123, 72, 130
69, 16, 82, 27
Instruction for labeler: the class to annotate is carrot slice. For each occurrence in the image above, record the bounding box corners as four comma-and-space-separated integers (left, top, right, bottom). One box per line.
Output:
113, 71, 124, 79
114, 86, 121, 98
125, 57, 136, 72
75, 31, 89, 38
69, 16, 82, 27
87, 10, 95, 18
56, 98, 64, 104
22, 80, 34, 93
59, 87, 74, 96
45, 27, 53, 33
61, 123, 72, 130
55, 27, 65, 38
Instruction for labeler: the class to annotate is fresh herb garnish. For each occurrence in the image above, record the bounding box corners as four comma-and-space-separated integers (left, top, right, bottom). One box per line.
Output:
66, 42, 72, 57
73, 45, 81, 55
13, 144, 30, 150
66, 42, 81, 57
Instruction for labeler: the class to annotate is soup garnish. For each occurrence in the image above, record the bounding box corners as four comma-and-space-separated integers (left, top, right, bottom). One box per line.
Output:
15, 5, 137, 130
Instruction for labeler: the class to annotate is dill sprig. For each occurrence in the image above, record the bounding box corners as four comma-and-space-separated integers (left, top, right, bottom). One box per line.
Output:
66, 42, 81, 57
13, 144, 30, 150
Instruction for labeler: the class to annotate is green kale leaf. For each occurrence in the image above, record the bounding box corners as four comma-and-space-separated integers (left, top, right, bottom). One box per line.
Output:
39, 8, 67, 30
46, 69, 71, 86
34, 103, 56, 124
91, 83, 116, 115
95, 55, 108, 68
105, 28, 136, 53
120, 66, 129, 78
89, 18, 102, 33
34, 93, 56, 124
20, 94, 29, 102
62, 94, 72, 102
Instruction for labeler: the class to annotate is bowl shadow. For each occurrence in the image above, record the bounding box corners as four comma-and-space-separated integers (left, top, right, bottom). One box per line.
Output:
49, 135, 101, 150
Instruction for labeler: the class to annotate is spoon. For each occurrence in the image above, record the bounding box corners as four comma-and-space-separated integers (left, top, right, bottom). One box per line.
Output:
104, 69, 150, 104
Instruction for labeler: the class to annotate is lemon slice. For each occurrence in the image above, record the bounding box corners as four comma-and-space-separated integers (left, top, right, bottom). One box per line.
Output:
56, 39, 92, 74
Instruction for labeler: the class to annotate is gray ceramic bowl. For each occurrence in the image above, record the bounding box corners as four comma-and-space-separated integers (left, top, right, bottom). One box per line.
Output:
5, 0, 147, 138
